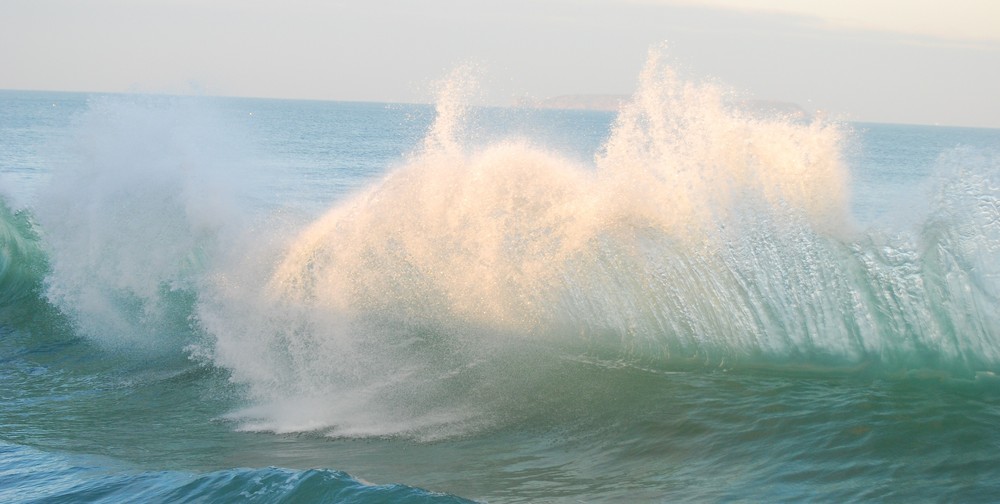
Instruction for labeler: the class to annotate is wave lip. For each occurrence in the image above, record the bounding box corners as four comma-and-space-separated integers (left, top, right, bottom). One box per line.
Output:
0, 200, 46, 307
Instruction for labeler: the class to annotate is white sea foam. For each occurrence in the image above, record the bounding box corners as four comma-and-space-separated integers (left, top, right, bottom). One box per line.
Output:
35, 96, 247, 353
202, 50, 868, 437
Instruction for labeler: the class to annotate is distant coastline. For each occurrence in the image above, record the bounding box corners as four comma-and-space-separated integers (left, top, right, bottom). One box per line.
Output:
514, 94, 628, 112
516, 93, 810, 121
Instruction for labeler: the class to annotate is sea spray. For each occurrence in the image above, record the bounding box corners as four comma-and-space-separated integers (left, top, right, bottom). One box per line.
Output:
596, 49, 850, 237
35, 96, 245, 354
201, 50, 906, 438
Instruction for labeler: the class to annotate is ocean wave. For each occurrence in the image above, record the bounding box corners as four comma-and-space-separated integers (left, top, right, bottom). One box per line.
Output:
200, 50, 1000, 437
18, 50, 1000, 440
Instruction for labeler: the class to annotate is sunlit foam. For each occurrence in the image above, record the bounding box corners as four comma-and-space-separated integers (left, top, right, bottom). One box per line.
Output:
203, 49, 871, 437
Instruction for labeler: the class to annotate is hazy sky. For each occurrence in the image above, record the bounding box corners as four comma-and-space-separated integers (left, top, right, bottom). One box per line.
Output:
2, 0, 998, 127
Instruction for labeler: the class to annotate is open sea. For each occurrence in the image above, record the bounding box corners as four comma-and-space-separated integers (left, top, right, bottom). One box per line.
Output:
3, 57, 1000, 502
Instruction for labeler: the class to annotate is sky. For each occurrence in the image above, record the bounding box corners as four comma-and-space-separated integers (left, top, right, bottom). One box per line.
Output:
1, 0, 998, 127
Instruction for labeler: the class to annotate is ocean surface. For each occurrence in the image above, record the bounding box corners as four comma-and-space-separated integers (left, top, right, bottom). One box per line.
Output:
3, 56, 1000, 502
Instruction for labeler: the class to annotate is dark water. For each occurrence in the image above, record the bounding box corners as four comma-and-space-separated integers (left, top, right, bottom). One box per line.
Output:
3, 54, 1000, 502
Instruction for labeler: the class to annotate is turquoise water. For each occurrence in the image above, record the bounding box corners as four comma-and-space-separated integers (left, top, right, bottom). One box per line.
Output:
3, 55, 1000, 502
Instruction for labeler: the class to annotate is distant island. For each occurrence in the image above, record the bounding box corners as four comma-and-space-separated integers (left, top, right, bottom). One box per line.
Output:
515, 94, 810, 121
514, 94, 628, 112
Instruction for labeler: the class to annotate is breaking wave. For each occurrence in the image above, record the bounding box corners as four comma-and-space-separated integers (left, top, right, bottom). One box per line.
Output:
12, 50, 1000, 440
